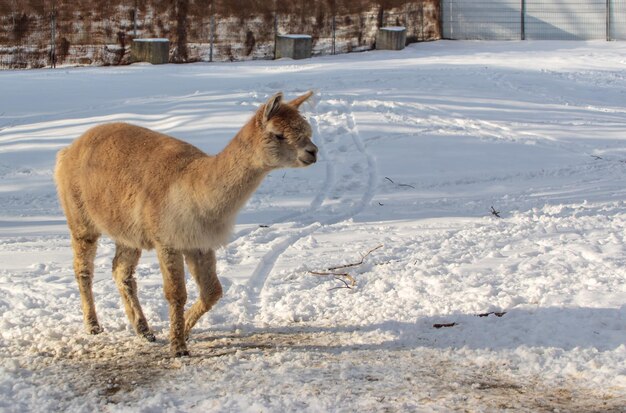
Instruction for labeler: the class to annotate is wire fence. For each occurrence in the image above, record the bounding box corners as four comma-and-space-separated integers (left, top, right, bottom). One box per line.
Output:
205, 8, 433, 62
441, 0, 626, 41
0, 1, 440, 69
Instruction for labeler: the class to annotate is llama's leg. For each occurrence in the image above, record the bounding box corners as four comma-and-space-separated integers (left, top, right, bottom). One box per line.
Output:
183, 249, 223, 339
71, 233, 102, 335
156, 246, 188, 356
112, 244, 155, 342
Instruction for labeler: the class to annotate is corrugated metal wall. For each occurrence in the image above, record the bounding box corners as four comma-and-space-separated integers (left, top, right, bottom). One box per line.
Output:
442, 0, 625, 40
611, 0, 626, 39
525, 1, 605, 40
441, 0, 521, 40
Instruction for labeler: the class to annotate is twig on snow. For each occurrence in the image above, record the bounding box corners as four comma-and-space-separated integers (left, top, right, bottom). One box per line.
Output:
310, 271, 356, 289
326, 244, 383, 271
433, 322, 457, 329
490, 206, 501, 218
476, 311, 506, 317
308, 244, 383, 290
433, 312, 506, 329
385, 176, 415, 189
328, 276, 354, 291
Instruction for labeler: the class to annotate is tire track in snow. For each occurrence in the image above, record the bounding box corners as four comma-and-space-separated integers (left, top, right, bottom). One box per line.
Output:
358, 98, 622, 158
243, 98, 378, 321
266, 113, 335, 225
243, 222, 322, 317
241, 108, 333, 318
332, 98, 378, 222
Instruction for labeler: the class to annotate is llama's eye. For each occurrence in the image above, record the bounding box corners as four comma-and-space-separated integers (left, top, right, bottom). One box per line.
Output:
275, 134, 285, 141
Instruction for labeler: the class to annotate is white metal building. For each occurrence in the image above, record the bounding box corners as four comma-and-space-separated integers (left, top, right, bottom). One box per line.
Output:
441, 0, 626, 40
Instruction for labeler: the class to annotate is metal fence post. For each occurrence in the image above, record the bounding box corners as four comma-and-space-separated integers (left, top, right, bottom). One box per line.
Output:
273, 7, 278, 59
521, 0, 526, 40
448, 0, 453, 38
606, 0, 611, 41
49, 8, 57, 68
133, 0, 138, 38
332, 14, 336, 55
209, 0, 214, 62
420, 1, 425, 41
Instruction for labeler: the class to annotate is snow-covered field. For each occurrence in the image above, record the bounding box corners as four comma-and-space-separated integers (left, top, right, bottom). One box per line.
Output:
1, 41, 626, 412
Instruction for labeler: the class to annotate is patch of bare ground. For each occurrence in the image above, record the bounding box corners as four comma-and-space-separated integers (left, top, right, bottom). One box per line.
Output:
21, 330, 626, 411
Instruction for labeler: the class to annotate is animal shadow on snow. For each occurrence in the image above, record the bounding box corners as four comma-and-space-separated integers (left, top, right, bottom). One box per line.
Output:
189, 306, 624, 354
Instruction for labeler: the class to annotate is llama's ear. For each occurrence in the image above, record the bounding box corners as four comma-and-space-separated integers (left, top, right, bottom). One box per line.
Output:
289, 91, 314, 109
263, 92, 283, 123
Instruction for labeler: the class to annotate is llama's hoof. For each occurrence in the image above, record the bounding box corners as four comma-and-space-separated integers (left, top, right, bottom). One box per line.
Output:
142, 331, 156, 342
87, 324, 103, 335
174, 349, 190, 357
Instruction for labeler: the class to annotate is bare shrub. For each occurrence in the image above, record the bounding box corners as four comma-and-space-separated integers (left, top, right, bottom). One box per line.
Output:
0, 0, 440, 68
57, 36, 70, 64
244, 30, 255, 56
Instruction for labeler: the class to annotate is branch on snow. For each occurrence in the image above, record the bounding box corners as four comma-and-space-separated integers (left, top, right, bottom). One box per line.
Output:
385, 176, 415, 189
309, 271, 356, 290
433, 311, 507, 329
308, 244, 383, 291
326, 244, 383, 271
490, 206, 501, 218
476, 311, 506, 318
433, 322, 457, 329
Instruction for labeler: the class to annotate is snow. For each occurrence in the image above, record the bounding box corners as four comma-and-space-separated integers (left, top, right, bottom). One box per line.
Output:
280, 34, 313, 39
132, 38, 170, 43
1, 40, 626, 411
380, 26, 406, 32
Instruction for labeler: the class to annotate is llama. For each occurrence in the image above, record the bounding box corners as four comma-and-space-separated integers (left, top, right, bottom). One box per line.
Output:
54, 91, 318, 356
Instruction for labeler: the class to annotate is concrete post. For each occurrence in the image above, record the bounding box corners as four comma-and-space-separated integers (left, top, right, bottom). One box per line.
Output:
275, 35, 312, 60
131, 39, 170, 64
376, 27, 406, 50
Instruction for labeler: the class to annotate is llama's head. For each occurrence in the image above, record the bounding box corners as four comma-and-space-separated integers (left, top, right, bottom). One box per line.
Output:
256, 91, 318, 169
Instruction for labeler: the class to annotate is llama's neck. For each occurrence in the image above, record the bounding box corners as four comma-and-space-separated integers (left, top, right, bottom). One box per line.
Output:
193, 120, 269, 220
